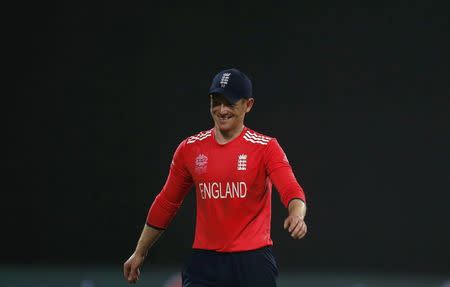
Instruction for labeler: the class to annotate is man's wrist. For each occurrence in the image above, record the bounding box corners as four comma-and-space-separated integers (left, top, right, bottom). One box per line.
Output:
288, 198, 306, 219
134, 248, 148, 258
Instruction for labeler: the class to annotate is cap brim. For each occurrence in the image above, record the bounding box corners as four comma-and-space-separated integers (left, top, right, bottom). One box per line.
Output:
209, 87, 240, 104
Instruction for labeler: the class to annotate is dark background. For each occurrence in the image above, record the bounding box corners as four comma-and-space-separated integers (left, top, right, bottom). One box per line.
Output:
5, 1, 449, 274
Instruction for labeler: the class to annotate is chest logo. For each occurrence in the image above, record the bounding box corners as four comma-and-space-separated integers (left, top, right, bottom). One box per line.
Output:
195, 154, 208, 173
237, 154, 247, 171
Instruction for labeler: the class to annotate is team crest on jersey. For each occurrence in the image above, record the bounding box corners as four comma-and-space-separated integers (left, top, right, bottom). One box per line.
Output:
237, 154, 247, 171
195, 154, 208, 173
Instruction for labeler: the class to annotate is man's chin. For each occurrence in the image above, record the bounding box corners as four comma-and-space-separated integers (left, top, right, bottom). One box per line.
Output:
216, 123, 233, 133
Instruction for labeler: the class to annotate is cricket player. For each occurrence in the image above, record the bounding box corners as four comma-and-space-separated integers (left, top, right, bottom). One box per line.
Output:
124, 68, 307, 287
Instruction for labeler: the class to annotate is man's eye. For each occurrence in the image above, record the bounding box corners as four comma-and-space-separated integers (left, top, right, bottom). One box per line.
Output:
212, 99, 233, 107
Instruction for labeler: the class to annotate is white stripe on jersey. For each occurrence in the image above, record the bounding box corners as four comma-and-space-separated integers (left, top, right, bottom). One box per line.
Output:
243, 134, 269, 145
243, 131, 272, 145
244, 132, 270, 142
246, 131, 271, 140
187, 130, 212, 144
243, 135, 268, 145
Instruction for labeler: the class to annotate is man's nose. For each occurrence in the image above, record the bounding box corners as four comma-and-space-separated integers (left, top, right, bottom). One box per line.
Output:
219, 104, 228, 113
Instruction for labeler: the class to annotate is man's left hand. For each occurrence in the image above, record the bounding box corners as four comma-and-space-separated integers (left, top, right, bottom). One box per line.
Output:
283, 215, 307, 239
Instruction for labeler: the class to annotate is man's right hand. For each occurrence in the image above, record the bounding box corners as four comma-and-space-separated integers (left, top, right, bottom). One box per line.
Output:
123, 225, 165, 283
123, 252, 145, 284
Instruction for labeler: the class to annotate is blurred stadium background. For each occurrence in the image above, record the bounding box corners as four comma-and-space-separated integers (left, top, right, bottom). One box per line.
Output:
5, 1, 448, 287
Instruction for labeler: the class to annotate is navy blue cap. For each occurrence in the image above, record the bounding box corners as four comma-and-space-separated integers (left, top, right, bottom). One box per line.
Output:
208, 68, 253, 103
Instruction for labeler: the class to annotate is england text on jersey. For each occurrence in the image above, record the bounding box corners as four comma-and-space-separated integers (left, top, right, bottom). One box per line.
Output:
198, 181, 247, 199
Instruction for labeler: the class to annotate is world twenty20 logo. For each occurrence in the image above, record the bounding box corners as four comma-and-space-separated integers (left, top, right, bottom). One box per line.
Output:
195, 154, 208, 174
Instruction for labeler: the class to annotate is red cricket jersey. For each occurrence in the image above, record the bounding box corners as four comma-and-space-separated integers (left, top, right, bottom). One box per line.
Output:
146, 127, 306, 252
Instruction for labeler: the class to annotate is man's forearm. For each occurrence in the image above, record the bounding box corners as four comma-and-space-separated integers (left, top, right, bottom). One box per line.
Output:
134, 225, 164, 257
288, 199, 307, 219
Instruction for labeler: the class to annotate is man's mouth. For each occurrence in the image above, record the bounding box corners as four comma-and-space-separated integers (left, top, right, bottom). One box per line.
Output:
219, 115, 232, 121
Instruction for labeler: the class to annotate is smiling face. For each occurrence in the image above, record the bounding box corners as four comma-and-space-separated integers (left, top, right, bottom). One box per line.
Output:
210, 94, 254, 135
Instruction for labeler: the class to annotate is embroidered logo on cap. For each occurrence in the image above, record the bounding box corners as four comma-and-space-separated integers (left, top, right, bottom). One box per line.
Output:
220, 73, 231, 88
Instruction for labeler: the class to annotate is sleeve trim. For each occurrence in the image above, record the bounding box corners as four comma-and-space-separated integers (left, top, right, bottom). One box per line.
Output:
146, 222, 166, 231
288, 197, 306, 207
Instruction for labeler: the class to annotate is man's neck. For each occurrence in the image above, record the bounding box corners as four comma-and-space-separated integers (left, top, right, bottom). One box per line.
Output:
214, 125, 245, 145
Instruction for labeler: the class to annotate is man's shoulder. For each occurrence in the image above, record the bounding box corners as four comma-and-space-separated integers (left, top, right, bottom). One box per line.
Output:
243, 128, 275, 146
185, 129, 213, 145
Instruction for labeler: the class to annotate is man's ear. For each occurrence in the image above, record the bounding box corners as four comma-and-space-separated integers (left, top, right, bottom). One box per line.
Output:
245, 98, 255, 113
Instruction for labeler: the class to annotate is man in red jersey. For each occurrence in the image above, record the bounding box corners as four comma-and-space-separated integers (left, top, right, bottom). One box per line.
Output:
124, 68, 307, 287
